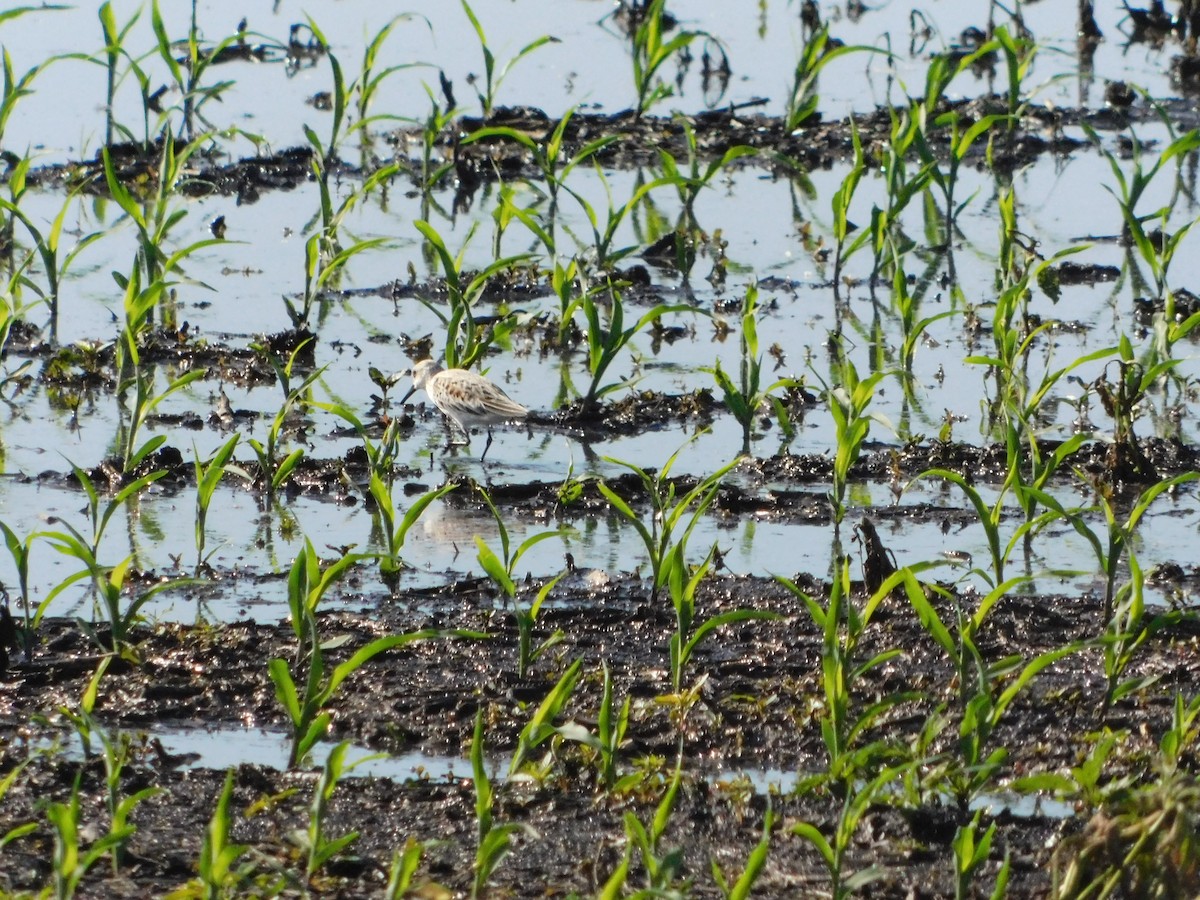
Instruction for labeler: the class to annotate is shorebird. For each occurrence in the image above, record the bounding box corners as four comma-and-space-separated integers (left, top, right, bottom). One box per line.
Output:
400, 359, 528, 460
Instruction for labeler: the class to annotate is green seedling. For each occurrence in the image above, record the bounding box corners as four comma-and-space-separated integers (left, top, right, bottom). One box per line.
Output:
918, 464, 1080, 589
1085, 120, 1200, 326
0, 35, 60, 151
282, 537, 363, 645
705, 282, 802, 455
415, 81, 458, 194
596, 661, 631, 791
367, 367, 408, 421
414, 219, 532, 370
973, 241, 1082, 431
463, 106, 618, 233
292, 24, 398, 320
193, 434, 248, 576
548, 256, 595, 348
94, 3, 161, 152
385, 837, 429, 899
474, 482, 568, 678
1094, 550, 1176, 716
194, 770, 252, 897
599, 434, 735, 603
0, 750, 37, 855
0, 520, 36, 660
628, 0, 714, 117
297, 742, 374, 880
914, 44, 1013, 249
712, 807, 774, 900
0, 258, 41, 389
549, 660, 636, 795
370, 479, 457, 587
150, 0, 253, 139
993, 24, 1037, 126
995, 173, 1024, 291
508, 658, 582, 777
346, 15, 431, 151
47, 774, 132, 900
269, 619, 445, 769
621, 760, 685, 892
963, 242, 1111, 537
102, 134, 225, 300
95, 719, 162, 875
868, 106, 934, 290
792, 761, 914, 900
579, 280, 694, 410
1011, 730, 1131, 811
903, 570, 1080, 808
41, 463, 164, 589
564, 168, 671, 269
1160, 692, 1200, 776
657, 117, 756, 221
269, 540, 462, 766
952, 811, 1010, 900
460, 0, 557, 120
67, 550, 184, 656
665, 539, 779, 693
293, 24, 402, 319
471, 709, 529, 898
115, 354, 205, 475
785, 24, 882, 132
1046, 469, 1198, 625
245, 342, 325, 500
0, 160, 102, 344
294, 26, 399, 257
813, 350, 891, 526
489, 181, 552, 260
40, 468, 187, 656
293, 161, 396, 329
97, 2, 140, 146
829, 119, 871, 293
890, 257, 958, 374
293, 18, 349, 167
320, 400, 447, 582
57, 657, 108, 760
780, 560, 921, 785
317, 399, 402, 489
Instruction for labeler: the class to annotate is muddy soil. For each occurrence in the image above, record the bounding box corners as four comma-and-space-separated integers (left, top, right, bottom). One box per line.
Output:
2, 565, 1198, 896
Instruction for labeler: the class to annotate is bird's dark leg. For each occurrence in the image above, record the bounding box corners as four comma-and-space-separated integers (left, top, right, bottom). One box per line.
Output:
481, 428, 495, 461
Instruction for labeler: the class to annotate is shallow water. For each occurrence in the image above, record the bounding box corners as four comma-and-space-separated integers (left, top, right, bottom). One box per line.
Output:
2, 1, 1186, 160
0, 1, 1197, 630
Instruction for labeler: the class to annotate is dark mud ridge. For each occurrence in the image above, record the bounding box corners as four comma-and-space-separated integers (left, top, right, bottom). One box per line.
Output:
2, 572, 1198, 896
21, 93, 1200, 203
22, 430, 1195, 513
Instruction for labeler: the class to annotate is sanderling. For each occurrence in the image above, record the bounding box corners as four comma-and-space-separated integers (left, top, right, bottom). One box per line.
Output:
400, 359, 528, 460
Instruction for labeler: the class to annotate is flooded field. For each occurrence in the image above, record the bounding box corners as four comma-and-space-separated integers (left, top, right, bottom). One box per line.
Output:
2, 0, 1200, 896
